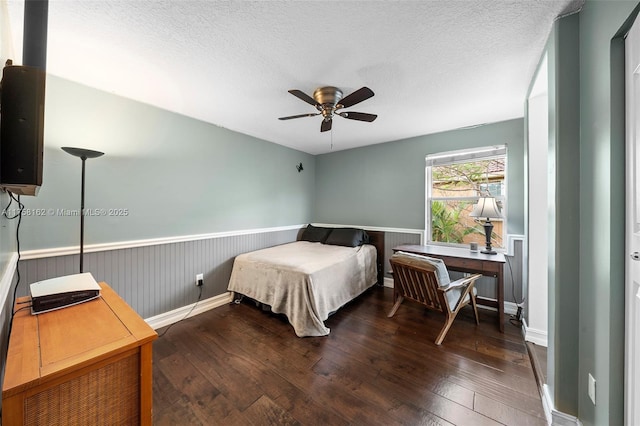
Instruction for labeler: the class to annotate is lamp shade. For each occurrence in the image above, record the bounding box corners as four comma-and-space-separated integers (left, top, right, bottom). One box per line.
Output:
470, 197, 502, 219
61, 147, 104, 159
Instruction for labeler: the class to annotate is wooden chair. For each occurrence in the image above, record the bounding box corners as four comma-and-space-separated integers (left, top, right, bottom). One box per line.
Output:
388, 252, 482, 345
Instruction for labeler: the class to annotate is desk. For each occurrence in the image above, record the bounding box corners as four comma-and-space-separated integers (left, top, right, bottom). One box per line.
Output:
393, 244, 506, 332
2, 282, 157, 425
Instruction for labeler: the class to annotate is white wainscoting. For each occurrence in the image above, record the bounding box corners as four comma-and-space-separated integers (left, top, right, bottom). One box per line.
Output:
15, 226, 304, 320
14, 224, 527, 332
0, 252, 19, 317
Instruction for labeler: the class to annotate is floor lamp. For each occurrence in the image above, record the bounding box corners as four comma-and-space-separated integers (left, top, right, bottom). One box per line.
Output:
62, 147, 104, 273
470, 197, 502, 255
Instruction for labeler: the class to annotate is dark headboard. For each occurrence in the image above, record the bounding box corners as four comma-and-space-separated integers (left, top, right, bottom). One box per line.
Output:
297, 225, 385, 285
366, 230, 385, 285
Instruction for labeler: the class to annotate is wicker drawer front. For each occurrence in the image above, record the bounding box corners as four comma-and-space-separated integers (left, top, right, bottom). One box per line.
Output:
24, 354, 140, 425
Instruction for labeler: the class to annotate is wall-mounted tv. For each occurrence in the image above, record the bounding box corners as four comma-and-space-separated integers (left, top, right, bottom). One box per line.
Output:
0, 64, 46, 196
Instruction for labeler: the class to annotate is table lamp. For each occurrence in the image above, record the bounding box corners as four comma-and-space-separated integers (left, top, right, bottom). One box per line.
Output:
470, 197, 502, 255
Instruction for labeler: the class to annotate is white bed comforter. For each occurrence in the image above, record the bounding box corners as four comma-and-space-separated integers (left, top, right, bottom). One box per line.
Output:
227, 241, 377, 337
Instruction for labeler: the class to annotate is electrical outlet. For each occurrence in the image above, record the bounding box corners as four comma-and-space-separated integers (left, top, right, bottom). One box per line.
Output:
196, 273, 204, 287
588, 373, 596, 405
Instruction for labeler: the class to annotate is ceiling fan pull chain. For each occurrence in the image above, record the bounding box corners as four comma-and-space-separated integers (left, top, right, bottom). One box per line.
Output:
331, 128, 334, 151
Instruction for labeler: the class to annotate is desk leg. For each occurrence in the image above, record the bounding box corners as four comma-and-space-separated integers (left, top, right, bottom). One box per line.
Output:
497, 270, 504, 333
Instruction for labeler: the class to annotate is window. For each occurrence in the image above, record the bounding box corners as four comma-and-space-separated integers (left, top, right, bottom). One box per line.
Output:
425, 146, 507, 249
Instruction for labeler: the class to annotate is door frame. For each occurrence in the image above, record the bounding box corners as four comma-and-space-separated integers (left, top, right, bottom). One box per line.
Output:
625, 16, 640, 426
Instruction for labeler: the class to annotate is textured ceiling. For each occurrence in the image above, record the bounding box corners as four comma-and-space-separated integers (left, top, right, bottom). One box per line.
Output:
4, 0, 582, 155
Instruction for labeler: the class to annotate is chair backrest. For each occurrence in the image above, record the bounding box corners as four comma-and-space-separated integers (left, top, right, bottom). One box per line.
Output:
389, 253, 448, 313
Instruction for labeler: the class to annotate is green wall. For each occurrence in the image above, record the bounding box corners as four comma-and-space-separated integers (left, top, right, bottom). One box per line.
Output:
576, 2, 637, 425
19, 76, 316, 250
314, 118, 525, 235
546, 12, 582, 417
545, 1, 638, 424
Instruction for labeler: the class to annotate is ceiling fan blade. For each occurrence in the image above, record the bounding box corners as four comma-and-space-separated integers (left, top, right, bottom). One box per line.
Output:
339, 111, 377, 122
288, 89, 318, 107
321, 118, 332, 132
278, 113, 320, 120
338, 87, 374, 108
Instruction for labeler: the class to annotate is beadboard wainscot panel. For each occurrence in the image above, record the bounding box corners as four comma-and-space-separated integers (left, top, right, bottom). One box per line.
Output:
383, 230, 423, 281
16, 226, 303, 324
12, 226, 525, 329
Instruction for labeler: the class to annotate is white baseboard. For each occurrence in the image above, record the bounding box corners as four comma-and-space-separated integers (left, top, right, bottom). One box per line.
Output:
542, 384, 554, 425
522, 318, 548, 347
145, 291, 233, 330
543, 384, 582, 426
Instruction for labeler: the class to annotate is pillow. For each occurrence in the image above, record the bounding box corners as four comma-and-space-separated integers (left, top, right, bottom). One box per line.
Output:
300, 224, 332, 243
393, 252, 450, 286
324, 228, 369, 247
420, 256, 451, 286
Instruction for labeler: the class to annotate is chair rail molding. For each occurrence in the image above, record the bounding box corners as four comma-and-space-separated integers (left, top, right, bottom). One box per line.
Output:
0, 252, 20, 313
20, 224, 307, 260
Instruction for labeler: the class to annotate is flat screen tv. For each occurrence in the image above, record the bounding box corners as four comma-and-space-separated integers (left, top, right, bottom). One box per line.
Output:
0, 64, 46, 196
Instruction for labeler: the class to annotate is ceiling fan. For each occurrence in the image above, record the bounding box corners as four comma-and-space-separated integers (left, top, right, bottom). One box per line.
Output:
278, 86, 377, 132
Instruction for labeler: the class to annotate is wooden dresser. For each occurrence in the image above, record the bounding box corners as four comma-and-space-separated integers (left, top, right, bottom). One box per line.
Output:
2, 282, 157, 425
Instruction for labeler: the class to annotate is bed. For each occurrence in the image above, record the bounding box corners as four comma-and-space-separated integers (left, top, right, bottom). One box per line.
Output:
227, 226, 384, 337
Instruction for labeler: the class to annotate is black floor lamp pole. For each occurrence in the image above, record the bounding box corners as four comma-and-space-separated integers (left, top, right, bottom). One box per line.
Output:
79, 156, 86, 273
62, 147, 104, 273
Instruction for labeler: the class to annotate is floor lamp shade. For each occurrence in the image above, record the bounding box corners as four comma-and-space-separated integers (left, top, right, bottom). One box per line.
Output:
62, 147, 104, 273
470, 197, 502, 255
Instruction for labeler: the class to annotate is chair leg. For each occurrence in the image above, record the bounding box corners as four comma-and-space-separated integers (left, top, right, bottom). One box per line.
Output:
470, 294, 480, 325
387, 295, 405, 318
435, 315, 456, 345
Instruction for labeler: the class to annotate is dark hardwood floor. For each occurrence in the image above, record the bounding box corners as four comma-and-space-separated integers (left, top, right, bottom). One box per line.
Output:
526, 342, 548, 396
153, 286, 547, 425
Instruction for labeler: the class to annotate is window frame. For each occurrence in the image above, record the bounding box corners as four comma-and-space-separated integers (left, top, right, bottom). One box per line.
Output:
425, 145, 508, 250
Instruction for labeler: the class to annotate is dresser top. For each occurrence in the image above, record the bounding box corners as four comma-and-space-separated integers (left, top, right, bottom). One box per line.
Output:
3, 282, 157, 397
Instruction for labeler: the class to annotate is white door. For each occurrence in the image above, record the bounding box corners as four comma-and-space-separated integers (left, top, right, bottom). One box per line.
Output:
625, 17, 640, 426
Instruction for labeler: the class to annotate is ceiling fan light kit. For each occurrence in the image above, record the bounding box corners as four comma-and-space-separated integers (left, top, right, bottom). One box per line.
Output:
279, 86, 377, 132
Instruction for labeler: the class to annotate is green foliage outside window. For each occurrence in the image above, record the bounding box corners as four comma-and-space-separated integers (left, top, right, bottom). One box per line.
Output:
431, 200, 484, 243
430, 157, 505, 247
